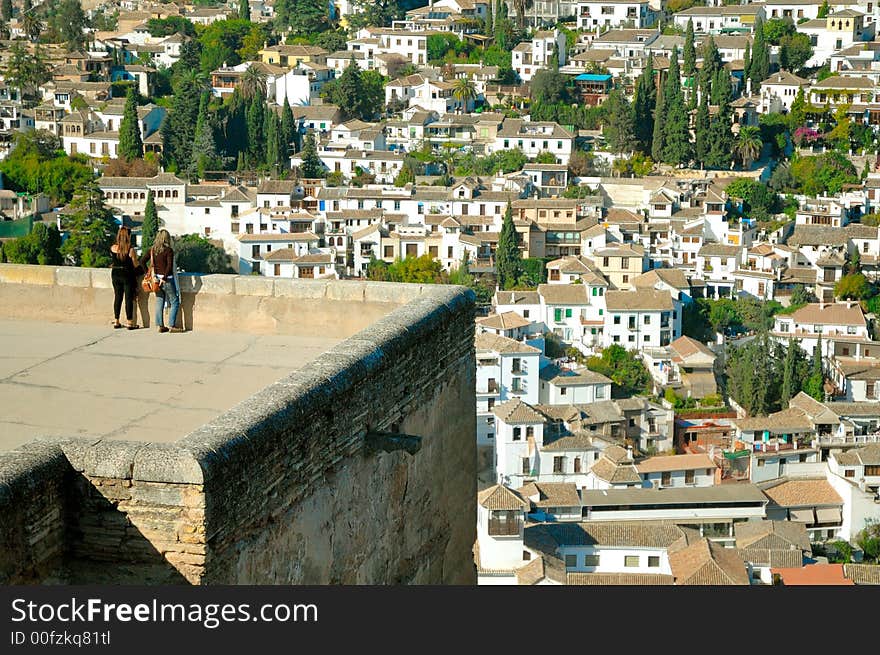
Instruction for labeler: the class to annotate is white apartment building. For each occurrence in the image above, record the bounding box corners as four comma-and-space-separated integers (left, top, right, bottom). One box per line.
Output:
538, 364, 612, 405
636, 454, 718, 489
603, 289, 680, 349
773, 302, 870, 359
576, 1, 658, 30
492, 119, 575, 165
672, 5, 766, 34
475, 333, 541, 448
758, 71, 811, 114
512, 30, 568, 82
800, 11, 876, 67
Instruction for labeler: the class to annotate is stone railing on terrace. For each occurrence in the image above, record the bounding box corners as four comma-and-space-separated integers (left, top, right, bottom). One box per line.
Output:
0, 264, 477, 585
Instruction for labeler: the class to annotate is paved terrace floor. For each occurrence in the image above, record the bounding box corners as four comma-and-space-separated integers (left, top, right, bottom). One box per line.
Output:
0, 319, 341, 452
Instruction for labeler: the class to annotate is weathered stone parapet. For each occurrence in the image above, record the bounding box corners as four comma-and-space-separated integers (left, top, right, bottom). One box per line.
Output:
0, 442, 69, 584
0, 266, 477, 585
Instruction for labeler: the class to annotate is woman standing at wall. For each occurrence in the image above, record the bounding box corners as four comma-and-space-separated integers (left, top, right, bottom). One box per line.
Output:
110, 226, 139, 330
143, 229, 181, 333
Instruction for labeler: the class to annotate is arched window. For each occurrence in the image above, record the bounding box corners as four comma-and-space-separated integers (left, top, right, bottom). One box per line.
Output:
126, 192, 132, 200
172, 190, 178, 199
140, 192, 145, 200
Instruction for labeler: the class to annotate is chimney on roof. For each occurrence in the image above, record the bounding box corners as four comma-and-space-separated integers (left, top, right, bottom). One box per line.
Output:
626, 445, 633, 461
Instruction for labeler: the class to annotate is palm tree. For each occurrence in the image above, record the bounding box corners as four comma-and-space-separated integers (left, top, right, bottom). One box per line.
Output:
452, 77, 476, 111
20, 12, 42, 41
239, 64, 268, 101
734, 125, 763, 170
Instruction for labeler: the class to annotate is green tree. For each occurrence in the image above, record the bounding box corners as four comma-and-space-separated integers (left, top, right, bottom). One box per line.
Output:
632, 55, 656, 153
530, 67, 570, 104
496, 202, 522, 290
52, 0, 87, 51
0, 0, 11, 22
694, 86, 710, 168
662, 47, 691, 166
239, 0, 250, 20
804, 335, 825, 401
835, 273, 871, 300
743, 41, 751, 84
452, 77, 477, 110
3, 222, 63, 265
651, 78, 667, 162
281, 97, 296, 157
750, 15, 770, 91
602, 89, 637, 154
189, 92, 220, 180
239, 65, 268, 101
60, 182, 117, 268
162, 72, 205, 173
2, 42, 51, 101
818, 0, 830, 18
586, 345, 651, 396
265, 109, 283, 174
735, 125, 763, 170
246, 93, 266, 168
173, 234, 234, 273
118, 88, 144, 162
146, 16, 196, 38
394, 161, 416, 187
780, 338, 799, 407
141, 190, 158, 254
779, 33, 812, 72
0, 130, 93, 204
683, 19, 696, 78
298, 131, 324, 178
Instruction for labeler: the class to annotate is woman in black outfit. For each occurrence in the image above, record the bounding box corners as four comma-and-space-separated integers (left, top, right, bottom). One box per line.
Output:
110, 226, 139, 330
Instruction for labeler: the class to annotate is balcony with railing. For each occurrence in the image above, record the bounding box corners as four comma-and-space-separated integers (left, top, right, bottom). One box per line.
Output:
815, 433, 880, 447
488, 517, 523, 537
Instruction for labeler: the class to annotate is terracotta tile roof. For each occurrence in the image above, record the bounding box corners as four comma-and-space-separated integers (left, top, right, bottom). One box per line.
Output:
732, 407, 813, 433
517, 482, 582, 508
475, 332, 541, 355
538, 364, 611, 387
670, 539, 751, 585
590, 457, 641, 485
515, 555, 567, 585
477, 484, 528, 511
788, 302, 866, 327
527, 521, 690, 549
605, 289, 674, 312
669, 336, 716, 361
636, 453, 716, 474
537, 283, 591, 305
844, 563, 880, 585
835, 443, 880, 466
772, 563, 854, 585
568, 572, 675, 585
632, 268, 689, 290
477, 311, 531, 330
734, 520, 812, 552
492, 398, 546, 425
737, 549, 804, 569
760, 478, 843, 508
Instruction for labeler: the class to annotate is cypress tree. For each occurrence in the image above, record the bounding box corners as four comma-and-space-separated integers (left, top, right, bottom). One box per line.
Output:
633, 55, 656, 153
780, 338, 798, 407
694, 85, 710, 168
141, 190, 158, 254
699, 36, 721, 97
246, 93, 266, 168
281, 96, 295, 157
266, 109, 281, 174
603, 89, 637, 155
189, 91, 219, 180
162, 74, 202, 172
805, 335, 825, 400
496, 202, 521, 290
661, 47, 691, 167
743, 41, 751, 87
750, 15, 769, 92
239, 0, 250, 20
683, 19, 696, 78
118, 88, 143, 162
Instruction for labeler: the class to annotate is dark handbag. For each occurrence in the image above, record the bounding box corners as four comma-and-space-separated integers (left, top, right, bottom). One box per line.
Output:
141, 252, 161, 293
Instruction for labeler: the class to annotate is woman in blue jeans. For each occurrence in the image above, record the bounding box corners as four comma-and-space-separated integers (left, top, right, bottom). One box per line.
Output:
143, 229, 181, 333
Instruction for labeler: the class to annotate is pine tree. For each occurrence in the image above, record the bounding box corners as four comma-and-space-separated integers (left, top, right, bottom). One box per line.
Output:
662, 47, 691, 166
633, 55, 656, 154
281, 96, 295, 157
496, 202, 521, 290
750, 15, 769, 92
683, 19, 696, 78
246, 93, 266, 169
162, 74, 202, 172
59, 181, 117, 268
603, 89, 637, 155
141, 190, 158, 254
189, 91, 219, 180
299, 131, 324, 178
694, 85, 710, 168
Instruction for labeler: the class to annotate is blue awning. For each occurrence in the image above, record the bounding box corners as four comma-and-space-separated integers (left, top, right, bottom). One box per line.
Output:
574, 74, 612, 82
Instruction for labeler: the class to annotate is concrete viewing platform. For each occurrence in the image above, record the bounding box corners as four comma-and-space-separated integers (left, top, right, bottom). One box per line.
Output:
0, 319, 341, 451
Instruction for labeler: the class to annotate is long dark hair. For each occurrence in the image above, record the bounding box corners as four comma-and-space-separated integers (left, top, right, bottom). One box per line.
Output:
115, 227, 131, 261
